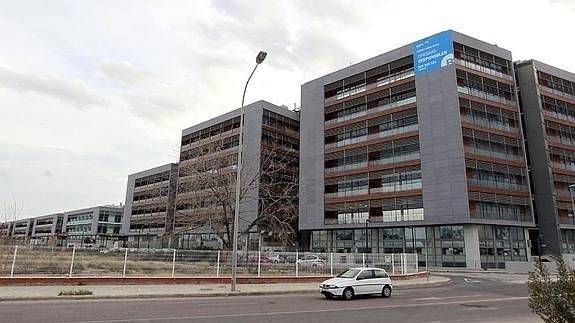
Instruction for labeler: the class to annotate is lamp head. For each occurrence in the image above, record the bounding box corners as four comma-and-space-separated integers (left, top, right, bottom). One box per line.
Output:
256, 51, 267, 64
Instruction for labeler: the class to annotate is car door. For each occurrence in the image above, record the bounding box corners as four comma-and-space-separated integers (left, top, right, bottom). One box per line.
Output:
373, 269, 389, 293
355, 270, 374, 294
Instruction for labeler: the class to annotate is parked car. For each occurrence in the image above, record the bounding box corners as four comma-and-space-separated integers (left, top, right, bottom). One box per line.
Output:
248, 254, 271, 263
319, 267, 393, 300
297, 255, 325, 268
267, 254, 285, 263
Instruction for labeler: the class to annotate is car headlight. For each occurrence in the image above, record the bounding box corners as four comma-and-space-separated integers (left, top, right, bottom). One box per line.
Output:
321, 284, 339, 289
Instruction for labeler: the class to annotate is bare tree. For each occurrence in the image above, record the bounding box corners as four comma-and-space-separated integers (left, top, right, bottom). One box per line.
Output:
0, 198, 24, 243
174, 137, 299, 250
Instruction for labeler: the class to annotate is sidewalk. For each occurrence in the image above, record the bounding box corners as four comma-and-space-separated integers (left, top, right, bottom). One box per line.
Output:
0, 276, 450, 301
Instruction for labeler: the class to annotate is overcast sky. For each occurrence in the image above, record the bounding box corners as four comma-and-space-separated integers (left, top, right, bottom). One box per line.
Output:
1, 0, 574, 218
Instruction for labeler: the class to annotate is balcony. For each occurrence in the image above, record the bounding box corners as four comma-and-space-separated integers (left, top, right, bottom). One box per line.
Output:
460, 114, 519, 134
559, 216, 575, 225
325, 96, 417, 126
542, 109, 575, 124
467, 179, 528, 192
464, 146, 523, 161
455, 58, 513, 81
551, 161, 575, 172
458, 86, 515, 106
324, 189, 369, 199
540, 85, 575, 102
369, 183, 422, 194
471, 211, 532, 223
368, 152, 421, 167
325, 161, 368, 174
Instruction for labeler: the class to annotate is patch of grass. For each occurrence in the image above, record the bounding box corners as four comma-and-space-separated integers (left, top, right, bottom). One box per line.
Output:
58, 289, 93, 296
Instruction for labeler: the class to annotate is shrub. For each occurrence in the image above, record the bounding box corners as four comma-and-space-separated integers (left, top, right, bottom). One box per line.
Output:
528, 256, 575, 322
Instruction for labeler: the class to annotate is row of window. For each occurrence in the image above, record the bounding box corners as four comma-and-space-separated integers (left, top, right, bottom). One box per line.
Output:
181, 117, 241, 146
538, 71, 575, 97
459, 98, 519, 133
457, 70, 515, 104
324, 56, 414, 100
325, 110, 418, 148
541, 95, 575, 123
471, 202, 529, 222
454, 42, 512, 76
325, 81, 416, 124
325, 137, 420, 172
134, 171, 171, 188
180, 136, 239, 162
262, 109, 300, 133
463, 128, 523, 161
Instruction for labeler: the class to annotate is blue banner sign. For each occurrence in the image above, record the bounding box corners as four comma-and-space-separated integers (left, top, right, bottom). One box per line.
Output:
412, 31, 454, 76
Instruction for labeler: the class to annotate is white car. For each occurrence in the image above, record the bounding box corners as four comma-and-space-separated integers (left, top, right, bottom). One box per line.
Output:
320, 267, 393, 300
297, 255, 325, 268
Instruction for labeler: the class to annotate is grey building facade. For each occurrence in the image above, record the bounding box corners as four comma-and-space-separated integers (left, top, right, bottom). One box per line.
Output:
300, 30, 534, 268
516, 59, 575, 255
30, 213, 64, 245
63, 205, 123, 247
176, 100, 299, 249
122, 163, 178, 248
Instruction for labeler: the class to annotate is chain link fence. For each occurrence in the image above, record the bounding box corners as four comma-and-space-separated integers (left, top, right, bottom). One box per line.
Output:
0, 245, 421, 278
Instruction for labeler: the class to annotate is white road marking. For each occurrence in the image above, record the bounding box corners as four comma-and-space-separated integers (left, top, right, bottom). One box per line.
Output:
464, 278, 483, 283
413, 294, 483, 301
58, 296, 530, 323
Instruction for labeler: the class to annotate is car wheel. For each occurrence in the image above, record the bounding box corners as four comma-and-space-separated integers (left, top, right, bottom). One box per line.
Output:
382, 285, 392, 298
343, 287, 354, 300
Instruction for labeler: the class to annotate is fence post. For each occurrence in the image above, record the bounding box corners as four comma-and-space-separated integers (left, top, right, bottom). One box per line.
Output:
330, 253, 333, 276
403, 253, 407, 274
392, 253, 395, 275
171, 249, 177, 278
122, 248, 128, 278
9, 245, 18, 278
257, 250, 261, 278
216, 250, 220, 278
295, 250, 298, 277
415, 253, 419, 273
69, 246, 76, 277
362, 253, 365, 268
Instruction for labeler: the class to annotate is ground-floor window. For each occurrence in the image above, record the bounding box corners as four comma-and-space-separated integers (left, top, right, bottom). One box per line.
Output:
479, 225, 527, 268
561, 229, 575, 254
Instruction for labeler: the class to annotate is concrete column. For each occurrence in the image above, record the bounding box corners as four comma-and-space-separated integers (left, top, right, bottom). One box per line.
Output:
464, 224, 481, 269
524, 228, 532, 263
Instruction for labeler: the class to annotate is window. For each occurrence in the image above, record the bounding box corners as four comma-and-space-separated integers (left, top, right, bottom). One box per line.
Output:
357, 270, 373, 280
374, 269, 389, 278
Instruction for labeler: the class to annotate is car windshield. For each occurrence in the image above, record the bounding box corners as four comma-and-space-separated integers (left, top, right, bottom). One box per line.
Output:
336, 269, 361, 278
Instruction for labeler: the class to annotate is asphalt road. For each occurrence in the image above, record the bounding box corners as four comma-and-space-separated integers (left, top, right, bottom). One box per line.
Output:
0, 274, 540, 323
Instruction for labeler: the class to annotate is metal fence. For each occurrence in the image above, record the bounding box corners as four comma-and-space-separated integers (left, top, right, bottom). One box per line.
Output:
0, 245, 421, 278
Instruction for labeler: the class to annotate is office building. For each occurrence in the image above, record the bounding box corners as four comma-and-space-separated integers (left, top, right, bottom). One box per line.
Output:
10, 218, 33, 241
30, 213, 64, 245
176, 100, 299, 250
63, 205, 123, 247
122, 163, 178, 248
300, 30, 535, 268
516, 60, 575, 255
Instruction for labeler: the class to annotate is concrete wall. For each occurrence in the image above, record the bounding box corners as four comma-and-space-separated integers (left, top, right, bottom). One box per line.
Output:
515, 61, 562, 255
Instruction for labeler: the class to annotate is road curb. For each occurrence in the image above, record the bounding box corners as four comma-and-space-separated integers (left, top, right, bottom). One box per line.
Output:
0, 278, 451, 302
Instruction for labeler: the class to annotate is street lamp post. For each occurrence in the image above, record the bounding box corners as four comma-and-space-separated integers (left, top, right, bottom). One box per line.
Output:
365, 219, 370, 253
231, 51, 267, 292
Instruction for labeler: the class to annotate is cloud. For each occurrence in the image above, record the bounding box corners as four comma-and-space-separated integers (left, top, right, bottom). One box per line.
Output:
0, 66, 105, 108
98, 60, 152, 86
550, 0, 575, 11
